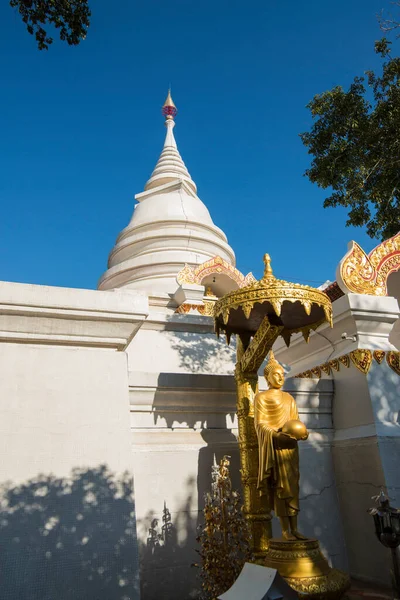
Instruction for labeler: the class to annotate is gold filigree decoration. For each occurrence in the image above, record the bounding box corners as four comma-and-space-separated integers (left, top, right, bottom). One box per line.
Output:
285, 571, 351, 598
311, 366, 322, 378
373, 350, 386, 364
350, 349, 373, 374
337, 232, 400, 296
329, 359, 340, 372
240, 319, 283, 374
202, 301, 215, 317
294, 350, 400, 378
320, 363, 331, 376
175, 301, 215, 317
338, 355, 350, 368
387, 351, 400, 376
176, 256, 256, 289
176, 263, 196, 285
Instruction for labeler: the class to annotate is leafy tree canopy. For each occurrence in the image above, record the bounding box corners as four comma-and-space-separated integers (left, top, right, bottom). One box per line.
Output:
300, 37, 400, 241
10, 0, 90, 50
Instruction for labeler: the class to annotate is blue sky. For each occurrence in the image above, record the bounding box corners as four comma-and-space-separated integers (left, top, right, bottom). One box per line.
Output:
0, 0, 393, 289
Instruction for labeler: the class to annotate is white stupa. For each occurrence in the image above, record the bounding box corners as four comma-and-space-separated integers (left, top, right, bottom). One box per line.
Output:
98, 91, 235, 295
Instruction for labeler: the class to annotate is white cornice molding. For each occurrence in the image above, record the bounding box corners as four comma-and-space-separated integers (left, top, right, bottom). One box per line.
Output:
0, 281, 148, 350
275, 293, 400, 372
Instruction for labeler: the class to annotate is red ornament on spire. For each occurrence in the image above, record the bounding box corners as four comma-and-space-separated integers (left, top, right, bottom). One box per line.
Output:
162, 90, 177, 120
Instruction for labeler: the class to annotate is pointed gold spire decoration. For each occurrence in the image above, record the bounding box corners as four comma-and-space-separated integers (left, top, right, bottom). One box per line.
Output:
162, 89, 177, 119
263, 253, 274, 279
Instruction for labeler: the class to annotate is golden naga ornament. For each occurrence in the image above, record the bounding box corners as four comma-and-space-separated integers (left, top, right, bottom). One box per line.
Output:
214, 254, 333, 351
337, 232, 400, 296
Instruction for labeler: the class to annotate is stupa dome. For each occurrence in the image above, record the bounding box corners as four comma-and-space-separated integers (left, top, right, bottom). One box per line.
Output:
98, 91, 235, 295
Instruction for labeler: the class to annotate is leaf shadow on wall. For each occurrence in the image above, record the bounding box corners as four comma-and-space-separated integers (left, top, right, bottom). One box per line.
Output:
137, 476, 200, 600
136, 438, 241, 600
164, 327, 236, 375
0, 465, 140, 600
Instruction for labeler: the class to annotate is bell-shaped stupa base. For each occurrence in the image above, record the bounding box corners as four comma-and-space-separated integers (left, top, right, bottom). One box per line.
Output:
264, 538, 350, 599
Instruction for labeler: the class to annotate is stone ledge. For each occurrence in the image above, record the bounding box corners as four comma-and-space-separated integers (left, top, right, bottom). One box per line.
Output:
0, 281, 149, 349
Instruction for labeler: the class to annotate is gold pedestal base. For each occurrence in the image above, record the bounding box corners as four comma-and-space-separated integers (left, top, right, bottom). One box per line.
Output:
264, 539, 350, 599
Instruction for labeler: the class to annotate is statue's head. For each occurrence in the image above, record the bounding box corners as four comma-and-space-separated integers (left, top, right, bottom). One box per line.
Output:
264, 351, 285, 389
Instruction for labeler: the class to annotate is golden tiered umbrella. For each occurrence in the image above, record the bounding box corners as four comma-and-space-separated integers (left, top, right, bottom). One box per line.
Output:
214, 253, 332, 351
213, 254, 333, 559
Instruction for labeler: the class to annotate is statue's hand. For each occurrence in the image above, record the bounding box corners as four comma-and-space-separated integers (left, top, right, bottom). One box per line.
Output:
274, 432, 297, 450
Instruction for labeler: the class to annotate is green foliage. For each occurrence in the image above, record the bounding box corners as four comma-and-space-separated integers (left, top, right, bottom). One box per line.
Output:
194, 457, 253, 599
9, 0, 91, 50
300, 40, 400, 241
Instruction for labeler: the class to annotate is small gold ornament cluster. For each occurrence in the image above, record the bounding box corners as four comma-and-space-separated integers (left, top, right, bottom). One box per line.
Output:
295, 350, 400, 378
176, 256, 256, 288
175, 301, 215, 316
338, 231, 400, 296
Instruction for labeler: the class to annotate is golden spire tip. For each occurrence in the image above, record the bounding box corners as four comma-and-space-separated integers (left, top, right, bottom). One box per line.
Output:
163, 89, 176, 109
263, 253, 274, 279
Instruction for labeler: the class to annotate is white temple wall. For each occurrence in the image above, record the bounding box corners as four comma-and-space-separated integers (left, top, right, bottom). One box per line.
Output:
275, 291, 400, 587
127, 313, 238, 599
127, 313, 347, 599
0, 281, 148, 600
332, 356, 400, 587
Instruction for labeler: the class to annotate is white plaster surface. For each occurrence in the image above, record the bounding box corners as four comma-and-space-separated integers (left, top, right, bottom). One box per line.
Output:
0, 281, 148, 600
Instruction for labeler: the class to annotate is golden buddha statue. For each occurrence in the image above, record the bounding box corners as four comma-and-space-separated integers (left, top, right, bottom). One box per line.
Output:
254, 351, 308, 541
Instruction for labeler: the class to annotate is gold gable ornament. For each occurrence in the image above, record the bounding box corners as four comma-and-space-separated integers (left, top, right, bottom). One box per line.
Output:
337, 232, 400, 296
176, 256, 256, 288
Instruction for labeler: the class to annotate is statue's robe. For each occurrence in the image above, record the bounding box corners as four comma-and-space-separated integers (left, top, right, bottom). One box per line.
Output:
254, 390, 300, 517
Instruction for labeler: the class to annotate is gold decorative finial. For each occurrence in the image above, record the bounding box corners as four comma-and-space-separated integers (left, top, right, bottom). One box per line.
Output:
263, 253, 274, 279
162, 89, 177, 120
